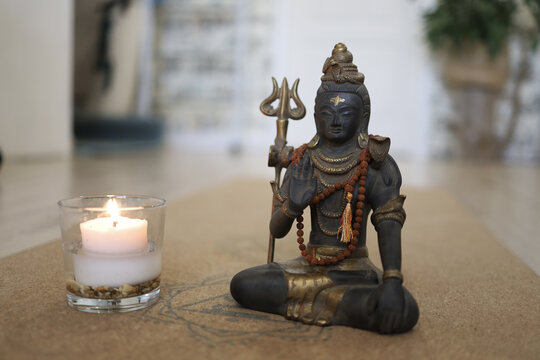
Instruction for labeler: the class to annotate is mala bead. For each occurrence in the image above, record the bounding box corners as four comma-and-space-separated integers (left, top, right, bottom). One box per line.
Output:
301, 250, 308, 256
297, 229, 304, 237
360, 180, 366, 186
335, 183, 343, 190
355, 216, 362, 223
297, 237, 304, 244
353, 230, 360, 236
297, 215, 304, 222
360, 168, 367, 176
358, 194, 365, 201
337, 253, 345, 261
323, 189, 330, 197
297, 223, 304, 229
353, 223, 361, 230
311, 259, 318, 266
355, 209, 363, 216
299, 244, 306, 251
345, 184, 354, 193
348, 244, 356, 251
343, 250, 351, 257
306, 254, 313, 262
352, 237, 358, 245
360, 153, 370, 162
290, 144, 308, 166
331, 257, 338, 264
328, 185, 335, 193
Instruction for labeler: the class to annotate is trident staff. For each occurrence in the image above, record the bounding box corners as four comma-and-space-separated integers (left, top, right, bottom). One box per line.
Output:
260, 77, 306, 263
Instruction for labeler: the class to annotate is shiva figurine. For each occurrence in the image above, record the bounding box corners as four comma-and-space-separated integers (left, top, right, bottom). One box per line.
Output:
230, 43, 419, 334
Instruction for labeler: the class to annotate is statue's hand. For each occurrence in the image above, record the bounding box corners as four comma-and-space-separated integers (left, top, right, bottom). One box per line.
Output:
288, 156, 317, 214
368, 278, 405, 334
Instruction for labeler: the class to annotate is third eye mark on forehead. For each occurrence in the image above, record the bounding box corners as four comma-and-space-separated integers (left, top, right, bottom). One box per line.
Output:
329, 95, 346, 106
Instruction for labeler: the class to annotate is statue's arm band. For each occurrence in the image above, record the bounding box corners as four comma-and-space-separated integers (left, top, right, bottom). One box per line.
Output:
382, 269, 403, 283
370, 195, 406, 229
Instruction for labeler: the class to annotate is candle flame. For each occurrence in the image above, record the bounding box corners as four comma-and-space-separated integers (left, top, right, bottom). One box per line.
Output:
106, 198, 120, 218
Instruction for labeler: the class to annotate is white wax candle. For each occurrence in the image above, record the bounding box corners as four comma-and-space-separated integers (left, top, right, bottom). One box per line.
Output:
80, 216, 148, 254
79, 198, 148, 254
73, 198, 159, 288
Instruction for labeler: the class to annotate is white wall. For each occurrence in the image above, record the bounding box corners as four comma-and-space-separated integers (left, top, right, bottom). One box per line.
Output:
0, 0, 72, 159
263, 0, 435, 160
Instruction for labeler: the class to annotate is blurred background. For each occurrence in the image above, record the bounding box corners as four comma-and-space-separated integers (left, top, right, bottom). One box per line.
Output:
0, 0, 539, 272
1, 0, 539, 161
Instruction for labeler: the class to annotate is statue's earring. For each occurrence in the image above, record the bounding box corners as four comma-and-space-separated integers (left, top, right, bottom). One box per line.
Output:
307, 134, 319, 148
358, 133, 368, 148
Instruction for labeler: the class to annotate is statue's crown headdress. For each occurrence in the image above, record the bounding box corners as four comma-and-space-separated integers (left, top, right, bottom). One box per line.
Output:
321, 43, 365, 85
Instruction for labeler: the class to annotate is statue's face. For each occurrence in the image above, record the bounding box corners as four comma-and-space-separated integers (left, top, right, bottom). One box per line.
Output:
315, 92, 363, 144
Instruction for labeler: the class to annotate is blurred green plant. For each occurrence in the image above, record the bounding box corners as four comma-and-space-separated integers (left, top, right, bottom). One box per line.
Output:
424, 0, 540, 57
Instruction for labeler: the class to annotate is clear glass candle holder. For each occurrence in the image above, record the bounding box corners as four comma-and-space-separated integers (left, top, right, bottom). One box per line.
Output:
58, 195, 166, 313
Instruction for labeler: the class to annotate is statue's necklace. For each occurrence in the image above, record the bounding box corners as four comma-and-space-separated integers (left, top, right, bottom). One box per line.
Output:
314, 148, 359, 163
290, 145, 371, 266
314, 170, 352, 235
310, 149, 361, 174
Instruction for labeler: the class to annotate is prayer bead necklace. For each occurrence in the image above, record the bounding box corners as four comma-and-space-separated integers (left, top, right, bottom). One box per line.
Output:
292, 146, 371, 266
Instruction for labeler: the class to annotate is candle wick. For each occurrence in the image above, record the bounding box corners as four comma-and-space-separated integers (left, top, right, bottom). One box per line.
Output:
113, 221, 118, 228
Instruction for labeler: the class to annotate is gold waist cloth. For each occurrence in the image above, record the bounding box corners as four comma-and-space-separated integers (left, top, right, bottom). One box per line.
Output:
277, 253, 381, 326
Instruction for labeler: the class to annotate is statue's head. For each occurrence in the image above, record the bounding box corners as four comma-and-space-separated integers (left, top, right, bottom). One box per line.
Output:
314, 43, 370, 145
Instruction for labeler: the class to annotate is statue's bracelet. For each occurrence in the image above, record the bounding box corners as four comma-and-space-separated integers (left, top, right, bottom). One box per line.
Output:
382, 269, 403, 283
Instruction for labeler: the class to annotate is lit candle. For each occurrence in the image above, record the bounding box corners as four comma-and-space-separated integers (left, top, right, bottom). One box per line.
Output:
80, 199, 148, 254
73, 198, 161, 288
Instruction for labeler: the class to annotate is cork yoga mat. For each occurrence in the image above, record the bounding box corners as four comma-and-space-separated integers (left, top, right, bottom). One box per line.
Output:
1, 180, 539, 360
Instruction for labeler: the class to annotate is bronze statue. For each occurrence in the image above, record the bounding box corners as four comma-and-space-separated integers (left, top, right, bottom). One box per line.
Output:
230, 43, 419, 334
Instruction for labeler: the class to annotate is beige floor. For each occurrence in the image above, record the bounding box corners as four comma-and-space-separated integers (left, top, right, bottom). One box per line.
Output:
1, 146, 539, 275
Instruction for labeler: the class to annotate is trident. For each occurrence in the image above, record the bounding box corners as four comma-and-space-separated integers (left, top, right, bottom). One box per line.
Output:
260, 77, 306, 263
